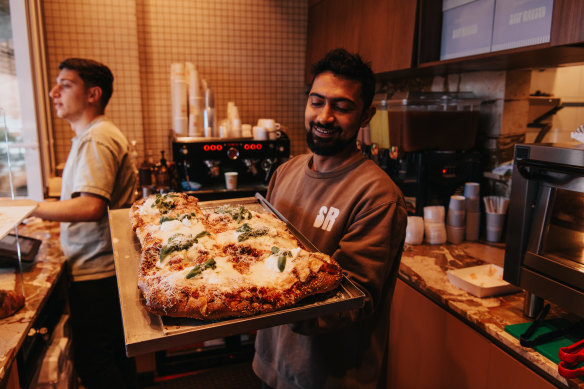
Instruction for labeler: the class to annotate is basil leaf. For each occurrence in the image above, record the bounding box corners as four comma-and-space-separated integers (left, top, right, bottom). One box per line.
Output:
277, 255, 286, 272
185, 257, 216, 279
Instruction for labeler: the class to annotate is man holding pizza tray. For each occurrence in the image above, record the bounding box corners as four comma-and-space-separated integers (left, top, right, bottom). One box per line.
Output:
253, 48, 408, 389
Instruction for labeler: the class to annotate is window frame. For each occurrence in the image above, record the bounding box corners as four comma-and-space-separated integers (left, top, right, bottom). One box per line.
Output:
8, 0, 52, 201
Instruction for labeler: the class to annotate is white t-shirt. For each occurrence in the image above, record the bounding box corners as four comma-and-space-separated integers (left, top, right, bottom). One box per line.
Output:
60, 116, 136, 281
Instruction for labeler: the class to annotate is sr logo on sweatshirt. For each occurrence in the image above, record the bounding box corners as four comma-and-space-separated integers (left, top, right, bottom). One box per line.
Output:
313, 206, 339, 231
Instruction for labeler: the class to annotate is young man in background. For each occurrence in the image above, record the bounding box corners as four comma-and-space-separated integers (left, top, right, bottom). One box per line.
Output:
33, 58, 136, 388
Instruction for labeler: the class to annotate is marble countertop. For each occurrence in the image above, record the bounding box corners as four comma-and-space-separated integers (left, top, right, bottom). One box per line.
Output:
0, 218, 67, 385
2, 220, 583, 387
399, 241, 584, 389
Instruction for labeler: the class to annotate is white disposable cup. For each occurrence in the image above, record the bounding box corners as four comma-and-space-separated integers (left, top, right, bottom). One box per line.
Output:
447, 224, 465, 244
447, 209, 465, 227
448, 195, 466, 211
464, 182, 480, 198
405, 216, 424, 245
257, 118, 281, 132
219, 123, 229, 138
486, 212, 506, 242
466, 196, 480, 213
224, 172, 238, 190
466, 211, 481, 241
423, 206, 445, 224
173, 116, 188, 136
253, 126, 268, 140
242, 124, 252, 138
424, 222, 446, 245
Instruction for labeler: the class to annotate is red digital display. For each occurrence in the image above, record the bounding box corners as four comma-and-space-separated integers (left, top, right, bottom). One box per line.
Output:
203, 144, 223, 151
202, 143, 264, 152
243, 144, 262, 150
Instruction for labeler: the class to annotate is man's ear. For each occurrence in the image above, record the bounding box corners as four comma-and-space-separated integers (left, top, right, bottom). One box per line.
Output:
360, 105, 376, 127
87, 86, 103, 107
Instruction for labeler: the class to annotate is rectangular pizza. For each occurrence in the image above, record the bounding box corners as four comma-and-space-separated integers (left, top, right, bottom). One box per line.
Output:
129, 193, 343, 320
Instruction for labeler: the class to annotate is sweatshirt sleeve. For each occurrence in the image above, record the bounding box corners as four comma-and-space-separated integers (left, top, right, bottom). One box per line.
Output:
291, 197, 407, 334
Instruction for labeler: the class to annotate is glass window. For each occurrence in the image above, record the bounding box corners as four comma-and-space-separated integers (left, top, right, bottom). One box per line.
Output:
0, 0, 46, 200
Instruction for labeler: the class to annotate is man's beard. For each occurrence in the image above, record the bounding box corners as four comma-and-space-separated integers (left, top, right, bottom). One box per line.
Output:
306, 123, 356, 156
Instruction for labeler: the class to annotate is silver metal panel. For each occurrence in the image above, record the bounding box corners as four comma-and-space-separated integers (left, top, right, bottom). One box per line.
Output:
109, 198, 365, 357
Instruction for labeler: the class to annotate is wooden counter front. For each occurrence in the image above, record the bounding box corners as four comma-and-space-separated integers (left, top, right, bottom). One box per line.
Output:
391, 242, 584, 388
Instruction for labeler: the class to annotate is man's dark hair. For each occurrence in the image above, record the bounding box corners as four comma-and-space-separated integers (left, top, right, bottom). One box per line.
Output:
59, 58, 114, 110
310, 48, 376, 111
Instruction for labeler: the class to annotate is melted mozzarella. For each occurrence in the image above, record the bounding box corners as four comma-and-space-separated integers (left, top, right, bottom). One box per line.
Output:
157, 218, 207, 243
247, 257, 293, 288
140, 197, 159, 215
197, 256, 242, 288
214, 230, 239, 245
264, 254, 284, 273
144, 204, 312, 296
189, 252, 297, 290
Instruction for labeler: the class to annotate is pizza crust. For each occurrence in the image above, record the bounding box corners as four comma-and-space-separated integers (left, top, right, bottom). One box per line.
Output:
130, 193, 343, 320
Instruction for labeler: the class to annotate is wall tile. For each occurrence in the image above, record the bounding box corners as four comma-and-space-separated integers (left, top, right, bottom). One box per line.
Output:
42, 0, 308, 167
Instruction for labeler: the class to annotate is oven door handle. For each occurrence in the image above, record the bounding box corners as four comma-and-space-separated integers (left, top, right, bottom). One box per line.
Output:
516, 159, 584, 180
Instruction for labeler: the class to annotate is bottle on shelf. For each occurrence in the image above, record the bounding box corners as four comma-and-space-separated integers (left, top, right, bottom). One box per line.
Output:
138, 150, 156, 198
156, 150, 171, 193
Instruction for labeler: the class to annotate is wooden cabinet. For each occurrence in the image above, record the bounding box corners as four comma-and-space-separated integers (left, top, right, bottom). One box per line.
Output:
412, 0, 584, 78
358, 0, 417, 73
305, 0, 417, 82
306, 0, 584, 81
389, 280, 558, 389
550, 0, 584, 45
487, 344, 556, 389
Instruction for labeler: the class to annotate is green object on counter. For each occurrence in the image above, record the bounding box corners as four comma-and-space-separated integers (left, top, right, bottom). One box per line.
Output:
505, 319, 578, 364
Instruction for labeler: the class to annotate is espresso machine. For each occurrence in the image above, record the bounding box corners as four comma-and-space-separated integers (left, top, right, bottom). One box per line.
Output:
385, 149, 482, 215
172, 134, 290, 200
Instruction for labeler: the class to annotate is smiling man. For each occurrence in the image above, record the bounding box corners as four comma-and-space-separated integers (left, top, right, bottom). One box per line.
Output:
32, 58, 136, 388
253, 49, 408, 389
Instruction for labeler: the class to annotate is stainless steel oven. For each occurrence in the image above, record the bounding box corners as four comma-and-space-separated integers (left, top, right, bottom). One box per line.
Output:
504, 143, 584, 318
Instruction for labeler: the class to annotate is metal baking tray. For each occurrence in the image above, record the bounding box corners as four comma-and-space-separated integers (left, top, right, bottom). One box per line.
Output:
109, 195, 365, 357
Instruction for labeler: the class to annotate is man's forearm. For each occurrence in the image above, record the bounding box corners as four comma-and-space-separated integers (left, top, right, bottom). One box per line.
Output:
32, 195, 106, 222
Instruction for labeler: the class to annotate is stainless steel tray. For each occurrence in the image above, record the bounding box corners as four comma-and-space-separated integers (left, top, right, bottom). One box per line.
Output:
109, 195, 365, 357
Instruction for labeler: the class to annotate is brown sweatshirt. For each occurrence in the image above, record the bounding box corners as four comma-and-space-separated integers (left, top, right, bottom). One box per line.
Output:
253, 151, 407, 389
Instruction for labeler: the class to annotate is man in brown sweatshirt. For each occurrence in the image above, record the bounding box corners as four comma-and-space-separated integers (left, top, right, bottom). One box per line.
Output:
253, 48, 408, 389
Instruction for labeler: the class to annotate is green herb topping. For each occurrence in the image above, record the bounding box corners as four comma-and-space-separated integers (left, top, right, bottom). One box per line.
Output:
160, 212, 197, 224
270, 246, 292, 272
216, 205, 253, 223
236, 223, 268, 242
151, 193, 178, 214
159, 230, 209, 262
185, 257, 216, 279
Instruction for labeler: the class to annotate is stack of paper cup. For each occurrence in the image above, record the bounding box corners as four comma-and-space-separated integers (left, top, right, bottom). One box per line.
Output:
405, 216, 424, 245
446, 195, 466, 244
423, 206, 446, 244
170, 63, 188, 136
484, 195, 509, 242
464, 182, 481, 241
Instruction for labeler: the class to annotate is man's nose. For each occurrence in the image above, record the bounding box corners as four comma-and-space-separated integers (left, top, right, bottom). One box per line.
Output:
316, 104, 334, 125
49, 85, 59, 99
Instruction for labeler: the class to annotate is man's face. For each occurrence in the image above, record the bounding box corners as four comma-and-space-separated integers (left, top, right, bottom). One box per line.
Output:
49, 68, 90, 122
305, 71, 370, 156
